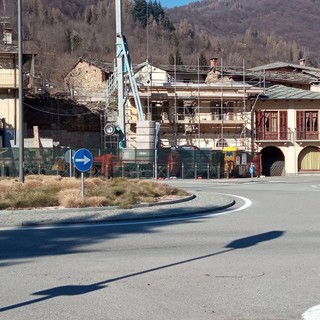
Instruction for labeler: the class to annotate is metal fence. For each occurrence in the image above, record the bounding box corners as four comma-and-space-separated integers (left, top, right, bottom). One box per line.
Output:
0, 147, 260, 179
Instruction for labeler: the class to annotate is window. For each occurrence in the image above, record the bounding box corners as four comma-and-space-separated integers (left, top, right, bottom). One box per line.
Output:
256, 110, 288, 140
305, 112, 318, 131
297, 111, 319, 140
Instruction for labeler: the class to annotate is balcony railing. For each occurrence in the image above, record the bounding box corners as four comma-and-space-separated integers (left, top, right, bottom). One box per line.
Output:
255, 130, 294, 141
296, 130, 320, 141
0, 71, 30, 89
0, 71, 18, 88
172, 112, 243, 122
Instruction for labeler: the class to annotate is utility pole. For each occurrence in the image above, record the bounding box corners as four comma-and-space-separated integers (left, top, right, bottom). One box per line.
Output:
18, 0, 24, 183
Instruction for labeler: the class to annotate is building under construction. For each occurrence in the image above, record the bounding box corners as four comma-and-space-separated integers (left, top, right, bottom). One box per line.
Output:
100, 58, 264, 152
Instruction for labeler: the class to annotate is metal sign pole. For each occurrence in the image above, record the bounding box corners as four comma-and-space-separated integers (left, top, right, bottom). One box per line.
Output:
69, 150, 72, 177
154, 148, 158, 180
81, 172, 84, 199
154, 122, 160, 180
73, 148, 93, 200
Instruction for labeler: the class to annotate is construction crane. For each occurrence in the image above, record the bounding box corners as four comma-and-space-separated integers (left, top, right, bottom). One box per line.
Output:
104, 0, 158, 151
113, 0, 144, 148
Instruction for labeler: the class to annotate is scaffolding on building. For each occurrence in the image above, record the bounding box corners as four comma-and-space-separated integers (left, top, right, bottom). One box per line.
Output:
102, 61, 265, 152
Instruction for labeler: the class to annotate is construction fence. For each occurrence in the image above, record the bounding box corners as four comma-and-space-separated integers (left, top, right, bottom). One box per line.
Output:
0, 147, 261, 179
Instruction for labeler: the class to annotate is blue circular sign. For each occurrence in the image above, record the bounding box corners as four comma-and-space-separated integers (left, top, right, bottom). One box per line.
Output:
73, 148, 93, 172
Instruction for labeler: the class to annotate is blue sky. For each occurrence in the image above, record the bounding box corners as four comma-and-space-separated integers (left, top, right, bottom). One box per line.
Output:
158, 0, 199, 8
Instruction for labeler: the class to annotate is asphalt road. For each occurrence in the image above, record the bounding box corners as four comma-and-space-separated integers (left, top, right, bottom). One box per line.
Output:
1, 176, 319, 320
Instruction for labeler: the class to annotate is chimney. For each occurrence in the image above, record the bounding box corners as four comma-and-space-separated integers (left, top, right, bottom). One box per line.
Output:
299, 58, 306, 66
210, 57, 218, 69
3, 27, 12, 44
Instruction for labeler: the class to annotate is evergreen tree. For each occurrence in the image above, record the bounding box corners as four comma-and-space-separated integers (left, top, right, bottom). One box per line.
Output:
169, 51, 184, 65
151, 0, 165, 23
163, 17, 175, 32
131, 0, 148, 28
308, 57, 318, 68
175, 50, 183, 65
131, 0, 174, 31
298, 50, 304, 60
199, 51, 207, 67
86, 7, 93, 25
69, 31, 82, 52
169, 53, 174, 65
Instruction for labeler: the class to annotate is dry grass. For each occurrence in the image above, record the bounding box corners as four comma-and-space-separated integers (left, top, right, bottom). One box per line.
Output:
0, 175, 189, 210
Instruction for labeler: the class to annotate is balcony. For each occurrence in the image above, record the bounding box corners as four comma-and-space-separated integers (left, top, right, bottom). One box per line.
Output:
0, 71, 30, 89
0, 70, 18, 88
175, 112, 243, 124
296, 130, 320, 141
255, 130, 294, 142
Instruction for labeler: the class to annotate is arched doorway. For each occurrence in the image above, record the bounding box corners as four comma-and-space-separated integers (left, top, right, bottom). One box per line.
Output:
298, 146, 320, 172
261, 146, 285, 176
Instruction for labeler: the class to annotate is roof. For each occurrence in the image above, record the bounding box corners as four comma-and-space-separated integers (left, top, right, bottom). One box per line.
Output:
70, 58, 320, 86
261, 71, 317, 84
133, 60, 208, 75
249, 61, 320, 73
264, 85, 320, 100
78, 57, 114, 72
0, 43, 18, 53
157, 63, 208, 75
247, 62, 320, 85
224, 69, 316, 85
0, 43, 36, 64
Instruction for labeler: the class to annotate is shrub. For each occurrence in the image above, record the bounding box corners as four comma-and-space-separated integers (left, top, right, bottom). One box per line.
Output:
0, 175, 189, 210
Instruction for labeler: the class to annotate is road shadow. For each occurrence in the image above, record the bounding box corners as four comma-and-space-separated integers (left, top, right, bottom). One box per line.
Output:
0, 200, 234, 263
0, 230, 285, 313
225, 230, 285, 249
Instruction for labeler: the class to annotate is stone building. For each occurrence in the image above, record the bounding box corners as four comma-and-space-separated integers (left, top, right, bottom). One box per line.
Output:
64, 57, 114, 103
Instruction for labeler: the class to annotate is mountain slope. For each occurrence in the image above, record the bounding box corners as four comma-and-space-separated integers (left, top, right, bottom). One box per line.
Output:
168, 0, 320, 59
0, 0, 317, 83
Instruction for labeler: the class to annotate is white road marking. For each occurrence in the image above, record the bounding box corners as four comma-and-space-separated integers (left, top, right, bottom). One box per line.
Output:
217, 193, 252, 213
0, 194, 252, 231
302, 305, 320, 320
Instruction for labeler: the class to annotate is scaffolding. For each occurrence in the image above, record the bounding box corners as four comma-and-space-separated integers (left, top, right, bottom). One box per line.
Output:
103, 61, 265, 151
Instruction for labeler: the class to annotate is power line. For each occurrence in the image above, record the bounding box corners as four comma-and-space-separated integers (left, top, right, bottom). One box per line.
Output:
24, 102, 99, 117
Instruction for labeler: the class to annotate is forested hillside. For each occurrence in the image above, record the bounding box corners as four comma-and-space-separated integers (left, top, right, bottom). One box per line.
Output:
1, 0, 318, 85
168, 0, 320, 65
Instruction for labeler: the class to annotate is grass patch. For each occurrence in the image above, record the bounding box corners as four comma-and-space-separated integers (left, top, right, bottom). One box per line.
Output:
0, 176, 189, 210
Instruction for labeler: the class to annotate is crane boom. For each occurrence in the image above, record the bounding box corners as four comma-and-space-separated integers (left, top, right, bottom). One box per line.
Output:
115, 0, 144, 149
117, 34, 145, 121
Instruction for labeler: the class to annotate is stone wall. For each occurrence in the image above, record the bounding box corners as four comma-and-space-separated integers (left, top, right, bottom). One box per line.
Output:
65, 61, 106, 90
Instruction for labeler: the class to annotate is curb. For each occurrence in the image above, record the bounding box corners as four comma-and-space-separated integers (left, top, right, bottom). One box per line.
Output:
129, 194, 196, 208
0, 194, 235, 227
116, 199, 236, 222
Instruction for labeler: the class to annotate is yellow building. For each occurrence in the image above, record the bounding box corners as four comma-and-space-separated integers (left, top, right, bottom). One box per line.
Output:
255, 85, 320, 175
0, 29, 35, 148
